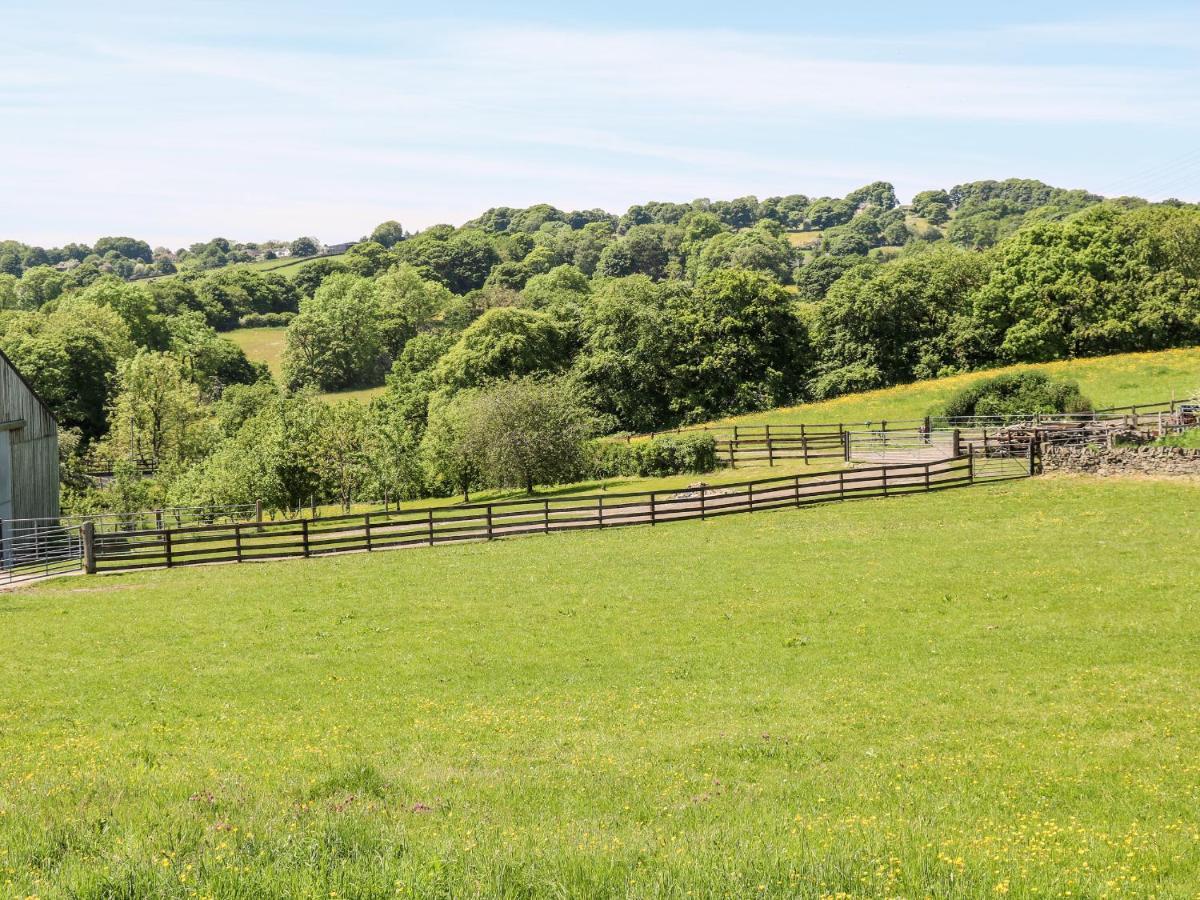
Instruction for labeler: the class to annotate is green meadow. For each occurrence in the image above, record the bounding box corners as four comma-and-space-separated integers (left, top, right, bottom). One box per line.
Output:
4, 476, 1200, 897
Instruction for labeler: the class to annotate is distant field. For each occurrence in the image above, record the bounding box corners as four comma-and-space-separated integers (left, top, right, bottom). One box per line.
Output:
704, 346, 1200, 430
785, 229, 822, 247
226, 325, 286, 379
141, 252, 348, 284
6, 477, 1200, 896
238, 251, 347, 275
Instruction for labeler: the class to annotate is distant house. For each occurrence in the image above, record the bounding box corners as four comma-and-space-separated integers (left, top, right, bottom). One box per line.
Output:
323, 242, 357, 254
0, 350, 59, 522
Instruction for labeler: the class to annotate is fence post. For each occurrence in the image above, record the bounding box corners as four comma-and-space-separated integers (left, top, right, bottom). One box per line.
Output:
364, 512, 373, 551
164, 528, 173, 568
234, 523, 243, 563
597, 495, 604, 528
802, 427, 810, 464
924, 462, 931, 492
923, 415, 931, 435
842, 431, 851, 462
544, 499, 551, 533
729, 440, 736, 469
882, 465, 889, 497
793, 475, 801, 507
700, 485, 707, 520
838, 469, 845, 500
1028, 439, 1036, 477
967, 445, 975, 483
427, 509, 434, 546
255, 499, 263, 530
952, 428, 962, 458
748, 482, 755, 512
486, 505, 494, 540
649, 492, 657, 526
301, 518, 310, 557
155, 509, 164, 532
81, 522, 96, 575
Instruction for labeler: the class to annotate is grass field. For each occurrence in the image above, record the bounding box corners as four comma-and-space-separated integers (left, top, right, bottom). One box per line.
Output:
227, 326, 287, 379
704, 346, 1200, 431
238, 251, 348, 275
5, 477, 1200, 897
785, 230, 822, 247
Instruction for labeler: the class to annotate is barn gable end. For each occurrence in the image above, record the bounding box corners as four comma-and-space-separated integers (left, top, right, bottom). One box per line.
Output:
0, 349, 60, 520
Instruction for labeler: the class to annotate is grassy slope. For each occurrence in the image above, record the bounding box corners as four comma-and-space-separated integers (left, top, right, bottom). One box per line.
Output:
708, 346, 1200, 430
141, 253, 348, 284
5, 477, 1200, 897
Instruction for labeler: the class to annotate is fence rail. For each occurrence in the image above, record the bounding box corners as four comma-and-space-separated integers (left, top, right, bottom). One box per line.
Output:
89, 456, 1010, 575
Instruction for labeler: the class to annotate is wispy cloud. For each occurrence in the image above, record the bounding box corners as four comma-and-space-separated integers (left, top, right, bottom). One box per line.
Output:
1, 7, 1198, 244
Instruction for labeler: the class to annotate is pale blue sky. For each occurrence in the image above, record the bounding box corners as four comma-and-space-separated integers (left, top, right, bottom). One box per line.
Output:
4, 0, 1200, 247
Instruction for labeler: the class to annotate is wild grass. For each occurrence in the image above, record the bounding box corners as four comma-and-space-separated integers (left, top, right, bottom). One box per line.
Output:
4, 477, 1200, 897
1154, 428, 1200, 448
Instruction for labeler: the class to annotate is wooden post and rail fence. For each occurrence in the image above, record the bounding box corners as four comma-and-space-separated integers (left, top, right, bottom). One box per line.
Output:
81, 454, 1005, 576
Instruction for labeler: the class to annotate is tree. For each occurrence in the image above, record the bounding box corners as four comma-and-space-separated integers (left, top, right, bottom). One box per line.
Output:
420, 391, 483, 501
372, 264, 453, 358
316, 401, 372, 511
290, 236, 320, 257
369, 220, 405, 248
283, 275, 386, 391
465, 377, 598, 494
810, 246, 989, 398
570, 275, 681, 432
595, 224, 674, 280
93, 236, 153, 263
667, 268, 810, 420
103, 350, 216, 468
342, 240, 391, 276
694, 223, 795, 282
433, 306, 567, 391
169, 393, 327, 512
394, 228, 500, 293
0, 300, 132, 439
73, 277, 169, 349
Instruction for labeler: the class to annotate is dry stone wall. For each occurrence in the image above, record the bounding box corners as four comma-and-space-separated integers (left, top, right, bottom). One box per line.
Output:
1043, 445, 1200, 477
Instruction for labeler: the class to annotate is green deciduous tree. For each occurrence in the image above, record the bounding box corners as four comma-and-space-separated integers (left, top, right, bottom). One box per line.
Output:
283, 274, 385, 391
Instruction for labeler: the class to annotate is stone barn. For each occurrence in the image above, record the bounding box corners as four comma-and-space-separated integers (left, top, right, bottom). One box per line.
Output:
0, 349, 60, 522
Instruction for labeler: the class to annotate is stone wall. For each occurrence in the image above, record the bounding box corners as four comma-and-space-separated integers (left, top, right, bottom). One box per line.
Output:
1042, 445, 1200, 477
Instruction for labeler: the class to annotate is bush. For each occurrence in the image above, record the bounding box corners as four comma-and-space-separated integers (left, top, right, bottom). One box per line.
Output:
940, 371, 1093, 419
239, 312, 295, 328
590, 433, 718, 479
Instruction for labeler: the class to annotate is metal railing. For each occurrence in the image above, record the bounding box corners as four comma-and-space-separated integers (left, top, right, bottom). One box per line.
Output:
0, 521, 82, 587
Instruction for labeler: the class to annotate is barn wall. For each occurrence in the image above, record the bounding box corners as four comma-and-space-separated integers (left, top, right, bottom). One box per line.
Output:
0, 353, 60, 520
12, 433, 60, 519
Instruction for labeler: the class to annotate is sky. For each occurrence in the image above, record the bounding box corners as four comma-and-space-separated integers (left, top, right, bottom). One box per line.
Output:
3, 0, 1200, 248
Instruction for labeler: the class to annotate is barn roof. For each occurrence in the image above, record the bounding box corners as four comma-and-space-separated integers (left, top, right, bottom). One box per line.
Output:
0, 346, 58, 427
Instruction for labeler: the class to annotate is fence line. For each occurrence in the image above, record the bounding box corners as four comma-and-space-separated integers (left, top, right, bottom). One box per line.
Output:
626, 396, 1199, 444
88, 455, 1014, 575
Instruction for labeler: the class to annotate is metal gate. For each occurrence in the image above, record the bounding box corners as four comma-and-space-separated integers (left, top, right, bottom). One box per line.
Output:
846, 429, 956, 464
0, 519, 83, 588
